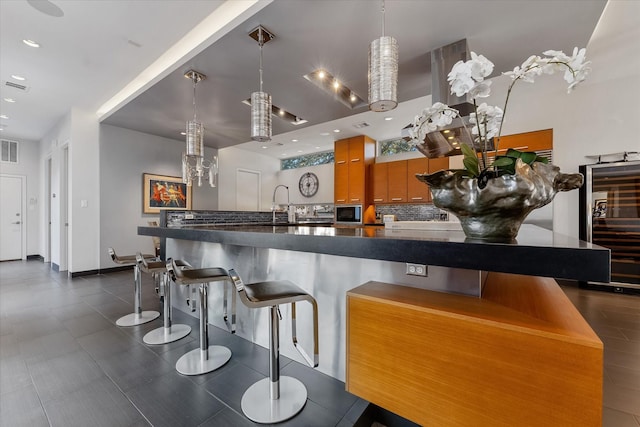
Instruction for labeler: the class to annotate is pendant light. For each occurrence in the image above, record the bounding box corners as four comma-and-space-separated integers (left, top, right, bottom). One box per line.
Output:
182, 70, 218, 187
250, 26, 274, 142
368, 0, 398, 112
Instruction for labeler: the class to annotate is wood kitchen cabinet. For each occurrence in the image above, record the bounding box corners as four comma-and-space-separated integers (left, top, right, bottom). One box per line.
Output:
387, 161, 408, 203
334, 135, 375, 205
494, 128, 553, 153
371, 162, 388, 203
407, 158, 429, 203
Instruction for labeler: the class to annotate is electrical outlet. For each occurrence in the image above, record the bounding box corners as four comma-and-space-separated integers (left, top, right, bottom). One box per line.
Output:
406, 263, 427, 276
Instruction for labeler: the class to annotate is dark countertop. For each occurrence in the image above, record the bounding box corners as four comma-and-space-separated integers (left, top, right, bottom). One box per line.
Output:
138, 223, 610, 283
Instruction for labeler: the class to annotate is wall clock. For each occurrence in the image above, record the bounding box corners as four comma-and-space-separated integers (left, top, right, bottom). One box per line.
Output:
299, 172, 319, 197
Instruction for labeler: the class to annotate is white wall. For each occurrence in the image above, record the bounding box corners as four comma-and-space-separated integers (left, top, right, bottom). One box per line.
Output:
99, 124, 218, 268
277, 163, 334, 205
218, 146, 280, 211
68, 108, 100, 273
0, 137, 40, 256
480, 0, 640, 238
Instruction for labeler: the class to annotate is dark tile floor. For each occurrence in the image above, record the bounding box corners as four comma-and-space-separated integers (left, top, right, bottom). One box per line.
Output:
0, 260, 365, 427
1, 260, 638, 426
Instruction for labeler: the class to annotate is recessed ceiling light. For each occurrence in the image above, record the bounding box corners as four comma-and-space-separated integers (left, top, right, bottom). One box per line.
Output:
303, 68, 366, 109
11, 75, 26, 81
333, 129, 340, 133
297, 150, 303, 153
3, 98, 16, 103
320, 132, 330, 136
0, 114, 8, 119
447, 136, 454, 140
180, 131, 186, 135
22, 39, 40, 48
261, 145, 268, 149
443, 129, 450, 134
291, 139, 298, 142
384, 116, 393, 121
315, 146, 320, 149
282, 153, 287, 156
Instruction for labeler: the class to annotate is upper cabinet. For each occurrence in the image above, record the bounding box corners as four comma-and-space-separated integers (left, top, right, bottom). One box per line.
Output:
334, 135, 375, 205
494, 129, 553, 153
371, 156, 449, 205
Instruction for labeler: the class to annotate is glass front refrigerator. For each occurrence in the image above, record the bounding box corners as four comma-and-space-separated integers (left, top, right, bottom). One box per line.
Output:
579, 160, 640, 294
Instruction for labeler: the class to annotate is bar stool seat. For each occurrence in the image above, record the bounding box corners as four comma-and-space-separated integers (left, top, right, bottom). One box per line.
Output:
226, 269, 319, 424
138, 255, 192, 345
166, 259, 234, 376
108, 248, 160, 327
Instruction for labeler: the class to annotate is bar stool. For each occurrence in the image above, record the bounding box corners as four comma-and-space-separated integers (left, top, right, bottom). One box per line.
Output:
108, 248, 160, 326
226, 268, 319, 424
166, 258, 235, 376
137, 254, 192, 345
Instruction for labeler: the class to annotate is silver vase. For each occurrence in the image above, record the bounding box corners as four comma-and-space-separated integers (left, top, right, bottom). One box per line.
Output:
416, 159, 584, 240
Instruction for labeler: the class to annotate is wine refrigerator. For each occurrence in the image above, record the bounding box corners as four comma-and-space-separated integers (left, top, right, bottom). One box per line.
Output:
579, 160, 640, 293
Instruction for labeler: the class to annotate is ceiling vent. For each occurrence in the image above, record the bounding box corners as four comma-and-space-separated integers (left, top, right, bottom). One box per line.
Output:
3, 81, 29, 92
353, 122, 370, 129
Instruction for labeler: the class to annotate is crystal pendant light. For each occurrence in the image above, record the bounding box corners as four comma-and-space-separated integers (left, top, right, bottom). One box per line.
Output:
250, 26, 274, 142
368, 0, 398, 112
182, 70, 218, 187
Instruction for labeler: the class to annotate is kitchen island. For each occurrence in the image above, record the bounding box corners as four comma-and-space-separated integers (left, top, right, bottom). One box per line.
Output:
139, 218, 607, 426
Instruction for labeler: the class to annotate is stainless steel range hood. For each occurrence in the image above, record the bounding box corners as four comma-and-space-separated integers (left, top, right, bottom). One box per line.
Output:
402, 39, 481, 158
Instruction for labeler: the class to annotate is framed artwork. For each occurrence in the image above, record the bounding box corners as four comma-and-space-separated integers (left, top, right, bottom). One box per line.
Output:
592, 199, 607, 218
143, 173, 192, 214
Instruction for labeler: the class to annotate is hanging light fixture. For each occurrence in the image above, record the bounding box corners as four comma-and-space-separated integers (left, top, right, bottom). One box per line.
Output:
250, 25, 274, 142
182, 69, 218, 187
368, 0, 398, 112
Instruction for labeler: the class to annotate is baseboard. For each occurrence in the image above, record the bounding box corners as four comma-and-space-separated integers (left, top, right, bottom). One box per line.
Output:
579, 281, 640, 296
68, 265, 133, 278
51, 263, 59, 272
27, 254, 44, 261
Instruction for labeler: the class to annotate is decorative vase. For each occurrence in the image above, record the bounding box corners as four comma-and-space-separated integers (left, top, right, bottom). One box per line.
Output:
416, 159, 584, 241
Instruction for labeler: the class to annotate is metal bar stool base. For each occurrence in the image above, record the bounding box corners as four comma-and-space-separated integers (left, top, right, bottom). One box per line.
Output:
143, 324, 191, 345
116, 311, 160, 327
241, 376, 308, 424
176, 346, 231, 376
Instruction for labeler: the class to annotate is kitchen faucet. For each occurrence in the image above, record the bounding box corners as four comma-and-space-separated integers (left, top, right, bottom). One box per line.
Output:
272, 185, 290, 224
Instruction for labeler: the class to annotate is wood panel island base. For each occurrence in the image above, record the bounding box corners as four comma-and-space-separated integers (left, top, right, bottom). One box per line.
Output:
346, 273, 603, 427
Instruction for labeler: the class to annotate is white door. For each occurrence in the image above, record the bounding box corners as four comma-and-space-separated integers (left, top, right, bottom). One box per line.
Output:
0, 175, 23, 261
236, 169, 261, 211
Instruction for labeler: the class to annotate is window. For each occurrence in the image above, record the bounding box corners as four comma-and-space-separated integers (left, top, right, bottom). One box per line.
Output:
281, 151, 334, 170
378, 137, 417, 156
1, 139, 18, 163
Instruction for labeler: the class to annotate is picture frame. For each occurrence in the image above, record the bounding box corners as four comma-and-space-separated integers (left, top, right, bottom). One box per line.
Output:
592, 198, 607, 219
143, 173, 192, 214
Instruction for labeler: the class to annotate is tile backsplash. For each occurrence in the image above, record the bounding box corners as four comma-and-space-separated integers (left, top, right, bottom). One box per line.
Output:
375, 204, 449, 222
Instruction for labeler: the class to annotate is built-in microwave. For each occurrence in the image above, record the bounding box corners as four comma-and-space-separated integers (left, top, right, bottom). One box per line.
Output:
335, 205, 362, 224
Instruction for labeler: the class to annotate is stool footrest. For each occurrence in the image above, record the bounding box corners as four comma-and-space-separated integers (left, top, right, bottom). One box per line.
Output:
241, 376, 308, 424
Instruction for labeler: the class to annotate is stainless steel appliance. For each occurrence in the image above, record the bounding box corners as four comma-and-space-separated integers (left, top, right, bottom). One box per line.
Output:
335, 205, 363, 224
579, 160, 640, 293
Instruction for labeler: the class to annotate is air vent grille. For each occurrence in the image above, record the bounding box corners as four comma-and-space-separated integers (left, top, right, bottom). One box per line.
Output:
1, 139, 19, 163
353, 122, 370, 129
3, 81, 29, 91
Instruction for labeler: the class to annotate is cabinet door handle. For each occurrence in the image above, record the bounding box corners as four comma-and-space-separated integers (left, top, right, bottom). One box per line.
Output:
391, 198, 403, 201
337, 160, 346, 164
336, 199, 346, 202
350, 158, 360, 162
351, 198, 360, 202
411, 197, 423, 200
373, 198, 383, 202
